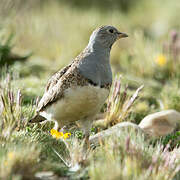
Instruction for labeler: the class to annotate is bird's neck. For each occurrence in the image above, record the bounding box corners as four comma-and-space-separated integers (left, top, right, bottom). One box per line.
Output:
86, 40, 111, 63
87, 40, 111, 52
78, 41, 112, 86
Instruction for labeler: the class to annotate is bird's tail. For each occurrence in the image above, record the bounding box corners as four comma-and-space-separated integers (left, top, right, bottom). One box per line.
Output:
29, 114, 46, 123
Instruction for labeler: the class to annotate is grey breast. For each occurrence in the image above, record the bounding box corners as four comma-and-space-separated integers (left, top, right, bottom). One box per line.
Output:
77, 49, 112, 87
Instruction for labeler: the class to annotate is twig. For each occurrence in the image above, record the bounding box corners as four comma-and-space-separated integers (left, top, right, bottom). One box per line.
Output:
52, 148, 71, 168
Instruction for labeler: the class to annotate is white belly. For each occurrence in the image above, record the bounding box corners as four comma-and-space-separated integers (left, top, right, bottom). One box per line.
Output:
44, 85, 109, 127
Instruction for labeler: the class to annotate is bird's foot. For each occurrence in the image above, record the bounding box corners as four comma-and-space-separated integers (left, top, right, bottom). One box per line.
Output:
82, 134, 91, 152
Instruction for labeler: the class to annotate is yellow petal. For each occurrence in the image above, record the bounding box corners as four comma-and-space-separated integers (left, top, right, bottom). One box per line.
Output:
63, 133, 71, 139
56, 132, 64, 139
155, 54, 167, 66
4, 161, 8, 166
50, 129, 71, 139
50, 129, 58, 136
50, 129, 62, 139
8, 152, 15, 159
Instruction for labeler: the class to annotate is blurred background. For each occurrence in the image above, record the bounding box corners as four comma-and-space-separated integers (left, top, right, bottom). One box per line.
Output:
0, 0, 180, 117
0, 2, 180, 179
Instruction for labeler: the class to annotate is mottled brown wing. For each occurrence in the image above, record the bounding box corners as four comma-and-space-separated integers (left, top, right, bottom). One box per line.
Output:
37, 48, 91, 112
44, 48, 88, 91
45, 64, 72, 92
37, 63, 72, 112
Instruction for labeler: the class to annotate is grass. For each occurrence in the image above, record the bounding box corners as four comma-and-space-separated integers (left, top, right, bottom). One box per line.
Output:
0, 0, 180, 179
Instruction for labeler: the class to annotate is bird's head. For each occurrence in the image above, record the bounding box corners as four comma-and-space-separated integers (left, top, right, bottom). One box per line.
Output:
88, 25, 128, 49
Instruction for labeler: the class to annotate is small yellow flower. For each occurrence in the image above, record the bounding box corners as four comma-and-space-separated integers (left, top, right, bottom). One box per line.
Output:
63, 133, 71, 139
50, 129, 57, 136
4, 152, 15, 166
50, 129, 63, 139
4, 161, 8, 166
155, 54, 167, 67
56, 132, 64, 139
7, 152, 15, 160
50, 129, 71, 139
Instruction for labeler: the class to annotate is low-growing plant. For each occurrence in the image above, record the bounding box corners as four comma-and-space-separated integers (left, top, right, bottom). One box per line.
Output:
0, 74, 34, 139
89, 130, 180, 180
0, 143, 40, 180
105, 76, 144, 126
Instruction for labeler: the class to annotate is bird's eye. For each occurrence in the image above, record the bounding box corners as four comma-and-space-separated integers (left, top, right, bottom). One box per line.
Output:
109, 29, 114, 33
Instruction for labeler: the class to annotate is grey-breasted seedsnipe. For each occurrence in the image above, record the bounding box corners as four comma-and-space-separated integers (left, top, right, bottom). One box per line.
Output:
30, 25, 128, 142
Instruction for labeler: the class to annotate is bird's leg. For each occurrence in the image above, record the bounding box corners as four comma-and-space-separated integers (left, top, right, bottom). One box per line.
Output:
84, 133, 90, 149
57, 125, 70, 151
79, 119, 92, 149
77, 118, 92, 150
53, 120, 59, 130
39, 115, 60, 131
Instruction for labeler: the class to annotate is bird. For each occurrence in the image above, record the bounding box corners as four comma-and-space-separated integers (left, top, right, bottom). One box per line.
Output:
30, 25, 128, 142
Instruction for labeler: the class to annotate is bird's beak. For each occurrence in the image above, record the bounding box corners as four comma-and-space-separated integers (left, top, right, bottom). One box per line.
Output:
117, 32, 128, 39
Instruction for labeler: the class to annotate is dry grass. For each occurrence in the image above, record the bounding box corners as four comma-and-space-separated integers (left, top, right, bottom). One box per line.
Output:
105, 76, 144, 126
0, 74, 28, 139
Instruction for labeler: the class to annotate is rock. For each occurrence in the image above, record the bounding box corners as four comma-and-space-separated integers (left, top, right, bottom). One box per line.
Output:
139, 109, 180, 137
90, 109, 180, 145
90, 122, 142, 145
35, 171, 64, 180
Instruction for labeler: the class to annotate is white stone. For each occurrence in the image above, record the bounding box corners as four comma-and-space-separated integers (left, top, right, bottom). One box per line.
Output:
90, 122, 141, 145
139, 109, 180, 137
